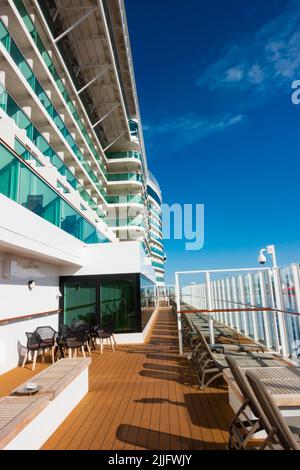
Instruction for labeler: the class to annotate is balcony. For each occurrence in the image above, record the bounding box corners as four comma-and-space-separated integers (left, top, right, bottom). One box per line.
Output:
12, 0, 110, 152
151, 245, 165, 257
0, 76, 107, 207
152, 261, 165, 270
106, 151, 141, 161
0, 19, 108, 189
0, 140, 109, 244
106, 172, 143, 183
150, 218, 162, 232
106, 194, 144, 205
150, 230, 163, 242
105, 217, 144, 229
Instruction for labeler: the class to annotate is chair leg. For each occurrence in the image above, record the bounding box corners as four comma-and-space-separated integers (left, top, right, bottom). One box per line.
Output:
51, 346, 55, 363
100, 339, 103, 355
41, 351, 45, 364
81, 346, 86, 358
22, 350, 28, 368
109, 337, 114, 352
68, 348, 72, 358
86, 341, 91, 357
32, 350, 38, 371
74, 348, 77, 358
112, 334, 117, 347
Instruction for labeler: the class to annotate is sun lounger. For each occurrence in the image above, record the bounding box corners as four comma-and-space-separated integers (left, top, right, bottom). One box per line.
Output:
246, 370, 300, 450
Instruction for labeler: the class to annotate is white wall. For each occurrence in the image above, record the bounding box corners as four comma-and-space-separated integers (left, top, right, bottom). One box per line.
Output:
0, 254, 60, 319
0, 253, 60, 374
61, 241, 156, 283
0, 313, 59, 374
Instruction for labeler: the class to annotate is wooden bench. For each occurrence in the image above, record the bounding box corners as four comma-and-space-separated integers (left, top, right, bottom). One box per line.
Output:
11, 358, 91, 400
0, 396, 49, 449
1, 358, 91, 449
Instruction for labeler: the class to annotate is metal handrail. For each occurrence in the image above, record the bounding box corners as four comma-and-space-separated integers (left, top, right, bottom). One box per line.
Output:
0, 309, 61, 326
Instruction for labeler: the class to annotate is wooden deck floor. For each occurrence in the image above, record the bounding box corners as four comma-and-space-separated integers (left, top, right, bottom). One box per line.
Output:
0, 309, 234, 450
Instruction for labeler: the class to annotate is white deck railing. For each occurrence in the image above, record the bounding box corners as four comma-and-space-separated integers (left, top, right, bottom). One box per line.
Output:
175, 264, 300, 359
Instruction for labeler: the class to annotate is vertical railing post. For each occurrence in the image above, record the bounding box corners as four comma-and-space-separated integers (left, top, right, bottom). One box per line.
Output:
272, 267, 289, 357
217, 281, 221, 322
175, 273, 183, 356
258, 271, 272, 349
291, 264, 300, 346
267, 269, 280, 353
226, 278, 233, 327
239, 275, 248, 336
221, 279, 227, 325
212, 281, 216, 319
248, 274, 259, 341
205, 272, 215, 345
231, 277, 240, 332
216, 281, 221, 323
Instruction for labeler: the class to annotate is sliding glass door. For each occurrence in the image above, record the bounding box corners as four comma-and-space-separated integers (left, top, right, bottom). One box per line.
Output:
100, 280, 137, 332
63, 280, 97, 327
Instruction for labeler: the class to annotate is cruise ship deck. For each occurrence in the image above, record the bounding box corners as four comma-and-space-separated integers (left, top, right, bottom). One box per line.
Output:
0, 307, 234, 450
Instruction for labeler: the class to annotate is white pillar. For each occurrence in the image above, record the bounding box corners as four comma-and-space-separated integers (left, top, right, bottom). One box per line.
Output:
231, 277, 240, 332
175, 273, 183, 355
291, 264, 300, 355
248, 273, 259, 341
238, 275, 248, 336
205, 272, 215, 345
226, 278, 233, 327
272, 268, 289, 357
258, 271, 272, 349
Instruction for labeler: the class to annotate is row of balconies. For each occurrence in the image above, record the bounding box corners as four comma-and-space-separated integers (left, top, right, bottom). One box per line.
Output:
0, 13, 146, 203
0, 3, 158, 251
0, 136, 116, 244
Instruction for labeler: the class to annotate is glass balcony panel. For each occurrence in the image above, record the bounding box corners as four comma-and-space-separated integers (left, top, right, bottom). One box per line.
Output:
107, 173, 142, 182
151, 246, 164, 256
105, 217, 144, 228
60, 198, 82, 239
0, 144, 19, 201
0, 142, 109, 243
106, 194, 143, 204
106, 151, 141, 161
14, 138, 43, 167
152, 261, 165, 269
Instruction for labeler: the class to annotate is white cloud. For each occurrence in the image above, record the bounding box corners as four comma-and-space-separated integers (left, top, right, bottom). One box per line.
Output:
248, 64, 265, 84
225, 67, 244, 82
144, 114, 245, 144
197, 0, 300, 106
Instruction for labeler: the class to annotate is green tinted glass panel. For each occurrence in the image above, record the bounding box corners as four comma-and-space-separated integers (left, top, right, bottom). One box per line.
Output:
140, 275, 156, 329
18, 164, 60, 225
100, 280, 136, 332
64, 281, 97, 327
0, 143, 109, 244
0, 144, 19, 200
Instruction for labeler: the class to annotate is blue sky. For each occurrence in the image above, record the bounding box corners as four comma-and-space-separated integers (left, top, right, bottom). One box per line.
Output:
125, 0, 300, 284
